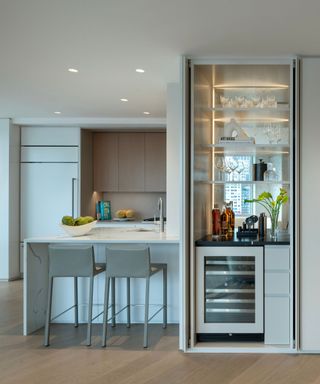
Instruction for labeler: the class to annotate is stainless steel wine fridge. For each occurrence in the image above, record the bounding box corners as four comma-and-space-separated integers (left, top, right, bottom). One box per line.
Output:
196, 247, 263, 338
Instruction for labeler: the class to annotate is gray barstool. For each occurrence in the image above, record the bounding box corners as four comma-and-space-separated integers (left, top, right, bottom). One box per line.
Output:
44, 244, 106, 347
102, 245, 167, 348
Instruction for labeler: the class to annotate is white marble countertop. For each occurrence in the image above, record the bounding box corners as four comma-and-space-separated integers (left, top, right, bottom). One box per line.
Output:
95, 220, 162, 228
24, 227, 179, 244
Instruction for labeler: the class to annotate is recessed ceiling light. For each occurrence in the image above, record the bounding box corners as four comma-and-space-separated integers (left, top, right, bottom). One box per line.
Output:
54, 111, 61, 114
68, 68, 79, 73
143, 111, 150, 115
120, 98, 128, 102
136, 68, 145, 73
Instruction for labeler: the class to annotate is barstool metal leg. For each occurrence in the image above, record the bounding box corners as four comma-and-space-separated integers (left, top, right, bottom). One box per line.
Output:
126, 277, 131, 328
102, 277, 110, 347
143, 277, 150, 348
111, 277, 116, 327
87, 276, 94, 346
163, 265, 167, 328
44, 276, 54, 346
74, 277, 78, 327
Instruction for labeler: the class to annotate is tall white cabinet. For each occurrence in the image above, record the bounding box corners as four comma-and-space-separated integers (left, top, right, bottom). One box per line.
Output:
20, 127, 80, 272
300, 58, 320, 351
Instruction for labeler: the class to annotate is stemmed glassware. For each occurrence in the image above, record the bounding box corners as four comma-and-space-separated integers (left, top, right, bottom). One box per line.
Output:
215, 157, 225, 181
264, 123, 282, 144
223, 163, 232, 181
215, 157, 248, 182
235, 161, 245, 180
226, 159, 238, 181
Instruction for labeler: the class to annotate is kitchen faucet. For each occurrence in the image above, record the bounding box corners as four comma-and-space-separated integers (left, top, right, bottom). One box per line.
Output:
158, 197, 165, 233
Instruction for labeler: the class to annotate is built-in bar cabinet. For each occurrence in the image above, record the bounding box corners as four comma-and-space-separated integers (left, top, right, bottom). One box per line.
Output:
183, 59, 297, 353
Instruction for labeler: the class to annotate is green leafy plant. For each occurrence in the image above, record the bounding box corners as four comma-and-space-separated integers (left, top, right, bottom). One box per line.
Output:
245, 188, 289, 237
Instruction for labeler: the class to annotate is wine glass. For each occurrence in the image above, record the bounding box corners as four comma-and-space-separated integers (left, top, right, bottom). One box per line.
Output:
223, 163, 232, 181
227, 159, 238, 181
236, 161, 245, 180
215, 157, 225, 181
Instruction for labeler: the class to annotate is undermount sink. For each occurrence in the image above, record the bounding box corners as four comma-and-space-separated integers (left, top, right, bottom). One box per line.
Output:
125, 228, 154, 232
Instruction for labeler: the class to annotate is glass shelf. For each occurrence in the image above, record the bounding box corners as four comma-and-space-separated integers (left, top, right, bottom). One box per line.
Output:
213, 84, 289, 90
199, 144, 290, 155
214, 117, 289, 123
195, 180, 290, 185
210, 104, 290, 113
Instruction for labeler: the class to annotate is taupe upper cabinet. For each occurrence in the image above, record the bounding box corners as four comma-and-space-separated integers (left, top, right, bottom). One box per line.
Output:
93, 133, 118, 192
145, 132, 166, 192
93, 132, 166, 192
118, 133, 145, 192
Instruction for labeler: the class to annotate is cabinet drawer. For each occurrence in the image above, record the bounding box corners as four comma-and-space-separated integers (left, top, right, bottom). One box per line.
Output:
265, 272, 289, 295
265, 246, 290, 270
265, 296, 290, 344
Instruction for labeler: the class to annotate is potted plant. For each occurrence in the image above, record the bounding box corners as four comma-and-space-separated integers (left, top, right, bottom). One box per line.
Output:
245, 188, 288, 239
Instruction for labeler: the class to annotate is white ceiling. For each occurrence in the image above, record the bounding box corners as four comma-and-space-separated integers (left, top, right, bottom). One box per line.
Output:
1, 0, 320, 120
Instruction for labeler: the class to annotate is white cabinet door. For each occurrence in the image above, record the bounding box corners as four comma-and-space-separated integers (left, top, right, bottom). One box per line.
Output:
21, 127, 80, 146
21, 163, 79, 239
264, 245, 291, 345
21, 147, 79, 162
265, 297, 290, 345
300, 58, 320, 351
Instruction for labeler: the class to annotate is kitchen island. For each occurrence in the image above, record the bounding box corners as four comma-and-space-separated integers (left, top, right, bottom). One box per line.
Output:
23, 227, 179, 336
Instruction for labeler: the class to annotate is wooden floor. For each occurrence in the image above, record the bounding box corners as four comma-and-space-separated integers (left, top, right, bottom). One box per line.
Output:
1, 281, 320, 384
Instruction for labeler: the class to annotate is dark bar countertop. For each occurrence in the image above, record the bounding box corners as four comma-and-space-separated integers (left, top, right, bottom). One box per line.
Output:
196, 231, 290, 246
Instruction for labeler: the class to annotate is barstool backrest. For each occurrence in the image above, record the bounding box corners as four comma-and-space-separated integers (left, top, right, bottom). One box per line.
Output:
106, 245, 150, 278
48, 244, 95, 277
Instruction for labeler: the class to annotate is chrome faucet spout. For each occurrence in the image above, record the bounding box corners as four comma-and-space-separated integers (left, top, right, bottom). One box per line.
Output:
158, 197, 164, 233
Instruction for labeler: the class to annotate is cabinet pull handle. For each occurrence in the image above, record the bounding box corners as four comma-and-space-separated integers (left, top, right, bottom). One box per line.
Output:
72, 178, 76, 218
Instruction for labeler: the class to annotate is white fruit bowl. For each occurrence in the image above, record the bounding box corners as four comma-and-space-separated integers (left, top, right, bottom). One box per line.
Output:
60, 221, 97, 237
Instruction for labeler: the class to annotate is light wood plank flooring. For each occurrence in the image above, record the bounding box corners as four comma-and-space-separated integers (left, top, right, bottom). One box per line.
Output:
1, 280, 320, 384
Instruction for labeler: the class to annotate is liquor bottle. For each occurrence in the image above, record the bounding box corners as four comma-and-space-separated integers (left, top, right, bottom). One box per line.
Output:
225, 201, 235, 233
258, 212, 267, 239
220, 204, 229, 236
212, 204, 221, 237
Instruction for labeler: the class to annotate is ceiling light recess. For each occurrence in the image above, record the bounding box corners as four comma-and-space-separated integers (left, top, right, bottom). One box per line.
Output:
68, 68, 79, 73
143, 111, 150, 115
136, 68, 145, 73
120, 98, 128, 102
54, 111, 61, 114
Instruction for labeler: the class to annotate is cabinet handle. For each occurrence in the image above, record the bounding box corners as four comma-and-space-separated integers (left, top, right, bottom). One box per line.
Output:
72, 178, 77, 218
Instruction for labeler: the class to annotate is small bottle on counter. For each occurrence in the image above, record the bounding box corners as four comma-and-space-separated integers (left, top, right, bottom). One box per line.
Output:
212, 204, 221, 237
225, 201, 235, 233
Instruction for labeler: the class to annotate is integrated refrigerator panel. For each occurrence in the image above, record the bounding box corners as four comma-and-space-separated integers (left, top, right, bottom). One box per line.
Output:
20, 162, 79, 240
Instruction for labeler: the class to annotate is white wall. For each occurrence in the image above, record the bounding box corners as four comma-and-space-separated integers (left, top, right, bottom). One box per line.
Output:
0, 119, 20, 280
166, 83, 182, 237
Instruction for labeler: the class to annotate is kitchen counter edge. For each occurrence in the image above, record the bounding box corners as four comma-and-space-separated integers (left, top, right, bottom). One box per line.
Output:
196, 233, 290, 246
